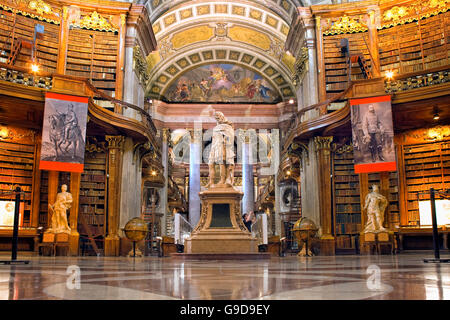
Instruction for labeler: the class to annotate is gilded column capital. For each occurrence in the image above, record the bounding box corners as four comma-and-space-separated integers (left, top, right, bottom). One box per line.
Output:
62, 6, 68, 20
314, 136, 333, 151
162, 128, 170, 142
120, 13, 126, 27
188, 128, 202, 142
105, 135, 125, 150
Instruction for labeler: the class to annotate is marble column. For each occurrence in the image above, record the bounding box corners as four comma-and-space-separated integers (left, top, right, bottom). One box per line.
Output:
160, 129, 169, 235
272, 129, 282, 236
105, 135, 124, 256
314, 136, 335, 255
241, 131, 255, 215
188, 129, 202, 228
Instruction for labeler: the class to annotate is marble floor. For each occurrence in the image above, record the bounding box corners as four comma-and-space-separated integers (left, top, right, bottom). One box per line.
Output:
0, 251, 449, 300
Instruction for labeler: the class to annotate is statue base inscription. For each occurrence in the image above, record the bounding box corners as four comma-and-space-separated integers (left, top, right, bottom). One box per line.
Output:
184, 187, 258, 254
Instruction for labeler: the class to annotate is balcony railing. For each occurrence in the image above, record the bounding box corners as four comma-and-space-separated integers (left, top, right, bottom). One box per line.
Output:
0, 62, 158, 139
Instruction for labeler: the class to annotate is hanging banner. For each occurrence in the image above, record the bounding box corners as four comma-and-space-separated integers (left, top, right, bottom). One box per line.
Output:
39, 92, 89, 173
350, 95, 396, 173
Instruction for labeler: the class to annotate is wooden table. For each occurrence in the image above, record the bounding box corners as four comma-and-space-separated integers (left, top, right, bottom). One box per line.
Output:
0, 228, 39, 252
398, 227, 449, 251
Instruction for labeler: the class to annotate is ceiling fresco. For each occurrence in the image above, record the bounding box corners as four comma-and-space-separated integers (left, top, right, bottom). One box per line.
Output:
162, 63, 282, 103
144, 0, 296, 103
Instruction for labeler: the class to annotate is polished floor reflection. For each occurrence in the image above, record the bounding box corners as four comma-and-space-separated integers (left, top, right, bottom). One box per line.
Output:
0, 252, 449, 300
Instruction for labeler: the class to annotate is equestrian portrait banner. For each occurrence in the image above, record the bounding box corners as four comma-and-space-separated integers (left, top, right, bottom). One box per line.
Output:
39, 92, 88, 173
350, 95, 396, 173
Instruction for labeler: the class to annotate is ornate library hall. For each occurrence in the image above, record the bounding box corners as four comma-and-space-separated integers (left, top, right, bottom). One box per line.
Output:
0, 0, 448, 308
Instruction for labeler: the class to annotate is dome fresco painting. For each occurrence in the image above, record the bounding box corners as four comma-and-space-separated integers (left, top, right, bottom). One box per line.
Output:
162, 63, 282, 103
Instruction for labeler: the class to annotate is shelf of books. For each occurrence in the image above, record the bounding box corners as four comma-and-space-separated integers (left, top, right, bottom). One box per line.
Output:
332, 149, 361, 253
323, 32, 372, 99
378, 11, 449, 75
38, 170, 48, 227
0, 139, 34, 227
0, 10, 59, 74
67, 28, 118, 97
78, 151, 107, 254
402, 141, 450, 226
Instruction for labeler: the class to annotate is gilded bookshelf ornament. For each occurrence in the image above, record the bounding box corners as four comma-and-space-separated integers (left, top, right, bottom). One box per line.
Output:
323, 15, 367, 35
77, 11, 117, 32
383, 6, 409, 22
28, 0, 52, 15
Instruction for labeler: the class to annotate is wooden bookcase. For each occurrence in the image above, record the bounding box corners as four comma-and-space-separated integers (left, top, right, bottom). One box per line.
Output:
0, 10, 59, 73
332, 149, 361, 253
323, 32, 372, 98
0, 139, 34, 227
402, 140, 450, 226
78, 151, 107, 254
38, 170, 48, 227
67, 28, 118, 97
378, 11, 449, 75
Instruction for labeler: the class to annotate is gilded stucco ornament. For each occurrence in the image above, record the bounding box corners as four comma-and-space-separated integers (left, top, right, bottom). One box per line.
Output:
75, 11, 117, 32
292, 47, 309, 87
133, 45, 150, 87
323, 15, 367, 35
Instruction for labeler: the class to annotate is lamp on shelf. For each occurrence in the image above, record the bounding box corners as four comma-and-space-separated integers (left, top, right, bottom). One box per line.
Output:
30, 63, 39, 73
433, 106, 440, 121
385, 70, 394, 81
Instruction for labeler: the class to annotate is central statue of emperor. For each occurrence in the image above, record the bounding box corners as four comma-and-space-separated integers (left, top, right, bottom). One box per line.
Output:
206, 111, 235, 188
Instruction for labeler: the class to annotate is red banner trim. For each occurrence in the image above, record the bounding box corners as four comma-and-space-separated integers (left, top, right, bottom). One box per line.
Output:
354, 162, 397, 173
350, 95, 391, 106
39, 161, 84, 173
45, 92, 89, 103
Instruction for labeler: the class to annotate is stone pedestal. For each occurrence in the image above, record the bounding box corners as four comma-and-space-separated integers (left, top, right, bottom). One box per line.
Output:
360, 231, 395, 255
185, 187, 258, 254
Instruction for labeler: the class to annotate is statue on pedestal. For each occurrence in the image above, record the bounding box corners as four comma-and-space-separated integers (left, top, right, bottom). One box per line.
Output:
205, 111, 235, 188
46, 184, 72, 234
363, 185, 388, 233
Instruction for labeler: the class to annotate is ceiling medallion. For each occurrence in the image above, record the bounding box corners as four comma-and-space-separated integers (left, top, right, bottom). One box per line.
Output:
215, 23, 228, 39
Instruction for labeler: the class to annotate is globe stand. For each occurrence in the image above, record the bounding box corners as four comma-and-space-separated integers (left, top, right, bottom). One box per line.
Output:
127, 241, 143, 258
122, 217, 148, 259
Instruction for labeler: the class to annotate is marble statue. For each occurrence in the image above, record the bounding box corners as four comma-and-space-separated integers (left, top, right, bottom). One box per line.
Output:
363, 185, 388, 233
205, 111, 235, 188
46, 184, 72, 234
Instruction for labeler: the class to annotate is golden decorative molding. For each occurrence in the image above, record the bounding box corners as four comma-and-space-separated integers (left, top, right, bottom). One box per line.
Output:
28, 0, 51, 15
314, 136, 333, 151
406, 126, 450, 142
383, 6, 409, 22
73, 11, 117, 32
380, 0, 450, 29
292, 47, 309, 87
324, 15, 367, 35
105, 135, 125, 149
0, 1, 60, 24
